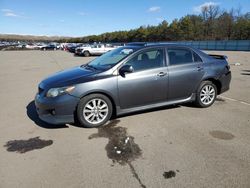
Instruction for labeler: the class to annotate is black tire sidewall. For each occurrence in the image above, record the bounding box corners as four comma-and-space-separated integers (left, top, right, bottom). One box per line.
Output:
196, 81, 217, 108
83, 51, 90, 57
77, 94, 113, 128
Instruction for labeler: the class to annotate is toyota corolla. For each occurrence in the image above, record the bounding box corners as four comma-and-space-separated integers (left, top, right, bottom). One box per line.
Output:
35, 43, 231, 127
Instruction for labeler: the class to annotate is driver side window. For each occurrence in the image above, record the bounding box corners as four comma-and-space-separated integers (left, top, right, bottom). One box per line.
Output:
125, 48, 164, 72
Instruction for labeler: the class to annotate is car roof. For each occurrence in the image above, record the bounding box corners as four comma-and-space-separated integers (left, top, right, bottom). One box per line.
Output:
125, 42, 211, 61
126, 42, 193, 48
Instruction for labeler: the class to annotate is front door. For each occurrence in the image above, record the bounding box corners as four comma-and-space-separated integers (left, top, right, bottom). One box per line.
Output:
118, 48, 168, 109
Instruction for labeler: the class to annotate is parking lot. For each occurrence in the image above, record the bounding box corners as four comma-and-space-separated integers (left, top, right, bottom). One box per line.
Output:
0, 50, 250, 188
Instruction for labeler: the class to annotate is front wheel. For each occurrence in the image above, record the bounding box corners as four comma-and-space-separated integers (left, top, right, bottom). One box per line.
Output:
77, 94, 113, 128
195, 81, 217, 108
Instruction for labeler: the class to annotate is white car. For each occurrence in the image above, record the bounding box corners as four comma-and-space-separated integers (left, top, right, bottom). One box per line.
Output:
25, 43, 38, 49
25, 43, 46, 49
75, 44, 117, 56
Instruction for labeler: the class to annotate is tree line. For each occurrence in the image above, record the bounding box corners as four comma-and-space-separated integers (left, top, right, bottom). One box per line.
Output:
63, 4, 250, 43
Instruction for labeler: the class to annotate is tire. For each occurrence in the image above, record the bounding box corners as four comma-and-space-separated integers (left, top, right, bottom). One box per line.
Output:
43, 48, 46, 51
83, 51, 90, 57
195, 81, 217, 108
77, 94, 113, 128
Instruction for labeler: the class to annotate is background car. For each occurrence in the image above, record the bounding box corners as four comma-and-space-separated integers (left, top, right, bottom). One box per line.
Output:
41, 44, 57, 51
65, 44, 82, 53
26, 43, 40, 49
74, 43, 117, 56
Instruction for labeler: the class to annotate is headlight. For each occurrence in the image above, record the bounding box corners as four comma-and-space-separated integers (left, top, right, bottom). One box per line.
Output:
46, 86, 75, 98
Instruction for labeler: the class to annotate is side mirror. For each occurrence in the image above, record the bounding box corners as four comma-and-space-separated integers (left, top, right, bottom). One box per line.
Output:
119, 65, 134, 77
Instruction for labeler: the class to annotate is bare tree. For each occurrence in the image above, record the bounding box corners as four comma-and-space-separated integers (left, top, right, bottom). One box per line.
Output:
201, 4, 220, 39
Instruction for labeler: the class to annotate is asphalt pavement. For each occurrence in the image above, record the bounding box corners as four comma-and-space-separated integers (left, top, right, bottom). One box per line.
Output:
0, 50, 250, 188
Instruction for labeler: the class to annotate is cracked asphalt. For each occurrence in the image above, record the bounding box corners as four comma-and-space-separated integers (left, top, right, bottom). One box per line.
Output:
0, 50, 250, 188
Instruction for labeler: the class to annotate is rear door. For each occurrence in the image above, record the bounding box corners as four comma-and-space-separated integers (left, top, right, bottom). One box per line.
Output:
95, 44, 104, 55
99, 45, 107, 54
167, 47, 204, 100
90, 45, 101, 55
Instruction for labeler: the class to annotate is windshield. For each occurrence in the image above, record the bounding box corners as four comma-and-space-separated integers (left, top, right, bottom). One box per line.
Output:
86, 47, 136, 70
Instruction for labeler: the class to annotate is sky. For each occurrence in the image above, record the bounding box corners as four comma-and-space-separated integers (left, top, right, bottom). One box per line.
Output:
0, 0, 249, 37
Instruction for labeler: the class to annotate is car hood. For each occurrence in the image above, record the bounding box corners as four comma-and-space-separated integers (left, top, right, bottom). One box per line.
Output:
40, 66, 101, 89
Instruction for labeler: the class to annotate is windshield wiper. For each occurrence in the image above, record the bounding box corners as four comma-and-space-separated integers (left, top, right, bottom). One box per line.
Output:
84, 64, 98, 70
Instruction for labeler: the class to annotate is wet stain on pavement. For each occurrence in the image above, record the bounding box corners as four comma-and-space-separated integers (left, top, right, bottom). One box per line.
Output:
88, 120, 142, 165
215, 97, 226, 105
210, 130, 235, 140
216, 97, 226, 102
89, 120, 145, 188
128, 162, 146, 188
163, 170, 177, 179
4, 137, 53, 153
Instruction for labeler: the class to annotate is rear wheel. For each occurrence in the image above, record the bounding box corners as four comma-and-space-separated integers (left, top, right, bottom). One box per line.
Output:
77, 94, 113, 128
83, 51, 90, 57
195, 81, 217, 108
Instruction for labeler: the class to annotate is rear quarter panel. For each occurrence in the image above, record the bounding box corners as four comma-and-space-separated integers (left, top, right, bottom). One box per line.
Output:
202, 59, 226, 81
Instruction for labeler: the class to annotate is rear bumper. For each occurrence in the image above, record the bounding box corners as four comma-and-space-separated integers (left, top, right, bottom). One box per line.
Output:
35, 94, 80, 125
219, 71, 231, 94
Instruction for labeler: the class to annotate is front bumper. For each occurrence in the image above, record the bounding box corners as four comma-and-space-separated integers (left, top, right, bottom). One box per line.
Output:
219, 71, 231, 94
75, 51, 83, 56
35, 93, 80, 125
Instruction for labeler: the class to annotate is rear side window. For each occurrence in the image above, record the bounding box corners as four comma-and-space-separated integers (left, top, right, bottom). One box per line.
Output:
167, 48, 194, 65
193, 52, 203, 62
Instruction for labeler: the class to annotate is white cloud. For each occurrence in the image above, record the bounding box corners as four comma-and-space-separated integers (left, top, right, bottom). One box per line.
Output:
193, 2, 220, 13
4, 12, 19, 17
1, 8, 28, 18
148, 6, 161, 13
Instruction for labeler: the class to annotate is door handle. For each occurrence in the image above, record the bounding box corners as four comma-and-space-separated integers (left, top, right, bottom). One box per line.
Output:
157, 72, 167, 77
197, 66, 204, 71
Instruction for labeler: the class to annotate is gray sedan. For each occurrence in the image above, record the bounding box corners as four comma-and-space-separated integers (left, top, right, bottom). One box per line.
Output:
35, 43, 231, 127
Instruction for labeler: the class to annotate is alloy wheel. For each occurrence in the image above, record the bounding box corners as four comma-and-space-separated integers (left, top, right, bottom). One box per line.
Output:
200, 85, 215, 105
83, 98, 109, 124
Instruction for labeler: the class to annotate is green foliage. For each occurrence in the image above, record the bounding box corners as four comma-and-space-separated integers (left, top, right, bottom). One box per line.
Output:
62, 5, 250, 43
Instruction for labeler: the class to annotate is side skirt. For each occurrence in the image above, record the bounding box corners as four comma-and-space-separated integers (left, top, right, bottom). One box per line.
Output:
116, 93, 196, 116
